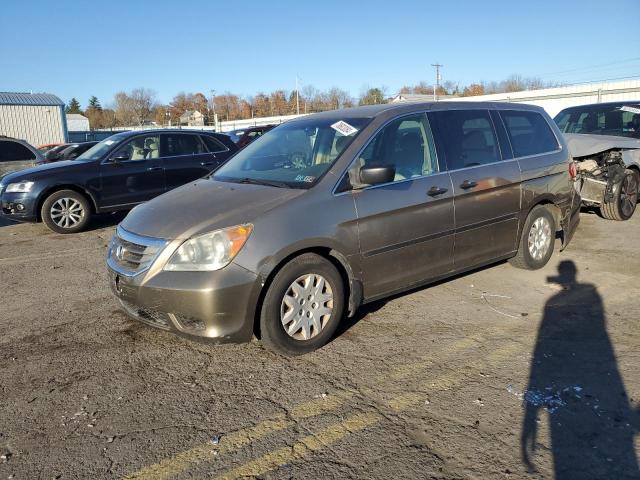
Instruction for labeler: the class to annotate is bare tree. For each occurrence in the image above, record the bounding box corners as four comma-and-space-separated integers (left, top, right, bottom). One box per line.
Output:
130, 88, 156, 125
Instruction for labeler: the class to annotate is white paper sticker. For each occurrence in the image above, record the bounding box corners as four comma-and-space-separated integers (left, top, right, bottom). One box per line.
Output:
619, 106, 640, 115
331, 120, 358, 136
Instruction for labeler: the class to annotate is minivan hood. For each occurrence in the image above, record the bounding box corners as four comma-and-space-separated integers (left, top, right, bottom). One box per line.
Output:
120, 179, 306, 240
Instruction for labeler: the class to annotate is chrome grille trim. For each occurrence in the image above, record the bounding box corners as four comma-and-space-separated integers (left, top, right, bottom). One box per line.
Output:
106, 226, 168, 277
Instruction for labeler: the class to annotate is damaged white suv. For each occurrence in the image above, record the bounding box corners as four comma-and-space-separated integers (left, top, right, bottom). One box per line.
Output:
555, 101, 640, 220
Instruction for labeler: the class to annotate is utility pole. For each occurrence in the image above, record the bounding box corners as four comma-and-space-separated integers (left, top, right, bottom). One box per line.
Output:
210, 89, 216, 129
295, 75, 300, 115
431, 63, 443, 101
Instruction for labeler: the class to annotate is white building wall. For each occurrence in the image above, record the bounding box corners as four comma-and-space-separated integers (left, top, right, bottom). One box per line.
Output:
0, 105, 66, 145
449, 79, 640, 117
66, 114, 90, 132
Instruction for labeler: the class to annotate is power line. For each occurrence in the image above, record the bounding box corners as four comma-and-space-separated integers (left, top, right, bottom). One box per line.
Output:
536, 57, 640, 77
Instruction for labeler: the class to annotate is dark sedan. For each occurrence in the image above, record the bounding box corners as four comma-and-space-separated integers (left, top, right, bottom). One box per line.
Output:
0, 129, 237, 233
38, 141, 99, 164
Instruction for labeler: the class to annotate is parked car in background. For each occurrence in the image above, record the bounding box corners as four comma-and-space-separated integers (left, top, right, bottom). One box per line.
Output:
554, 101, 640, 220
224, 125, 276, 149
223, 128, 245, 144
0, 136, 43, 178
37, 141, 98, 164
106, 102, 579, 355
0, 129, 237, 233
236, 125, 276, 149
37, 143, 64, 153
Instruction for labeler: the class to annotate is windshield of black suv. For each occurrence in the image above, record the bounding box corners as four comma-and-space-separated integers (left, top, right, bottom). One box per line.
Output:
75, 132, 130, 161
213, 117, 371, 188
554, 103, 640, 139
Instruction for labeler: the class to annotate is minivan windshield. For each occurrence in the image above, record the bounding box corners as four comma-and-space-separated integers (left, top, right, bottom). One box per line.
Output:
75, 132, 130, 161
213, 117, 371, 188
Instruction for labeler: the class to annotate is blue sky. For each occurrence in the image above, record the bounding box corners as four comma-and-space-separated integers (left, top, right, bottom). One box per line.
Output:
1, 0, 639, 108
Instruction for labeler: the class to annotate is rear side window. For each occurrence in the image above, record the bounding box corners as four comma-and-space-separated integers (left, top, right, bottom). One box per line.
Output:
201, 135, 227, 153
500, 110, 559, 157
431, 110, 500, 170
0, 141, 36, 162
162, 134, 206, 156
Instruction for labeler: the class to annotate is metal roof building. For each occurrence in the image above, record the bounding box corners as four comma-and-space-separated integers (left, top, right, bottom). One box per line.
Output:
0, 92, 68, 146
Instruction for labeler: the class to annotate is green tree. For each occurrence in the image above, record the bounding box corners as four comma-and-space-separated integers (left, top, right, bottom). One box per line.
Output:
359, 88, 386, 106
65, 97, 82, 114
87, 96, 102, 111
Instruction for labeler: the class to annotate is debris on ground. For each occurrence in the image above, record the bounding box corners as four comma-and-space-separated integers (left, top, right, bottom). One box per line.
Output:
211, 435, 221, 445
507, 384, 586, 413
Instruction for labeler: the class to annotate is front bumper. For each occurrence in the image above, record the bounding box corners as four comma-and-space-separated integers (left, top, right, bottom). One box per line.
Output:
107, 261, 262, 344
0, 191, 38, 222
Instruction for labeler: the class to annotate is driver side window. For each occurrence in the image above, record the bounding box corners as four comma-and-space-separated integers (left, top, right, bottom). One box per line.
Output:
358, 114, 438, 183
113, 135, 160, 161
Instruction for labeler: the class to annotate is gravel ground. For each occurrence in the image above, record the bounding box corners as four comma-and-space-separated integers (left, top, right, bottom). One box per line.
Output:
0, 211, 639, 480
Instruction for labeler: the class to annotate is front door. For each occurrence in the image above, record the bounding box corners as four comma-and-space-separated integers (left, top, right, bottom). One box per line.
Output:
352, 113, 455, 299
99, 133, 165, 208
430, 109, 521, 269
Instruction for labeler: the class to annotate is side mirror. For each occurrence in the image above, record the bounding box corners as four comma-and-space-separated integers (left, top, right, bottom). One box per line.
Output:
359, 165, 395, 186
109, 151, 129, 163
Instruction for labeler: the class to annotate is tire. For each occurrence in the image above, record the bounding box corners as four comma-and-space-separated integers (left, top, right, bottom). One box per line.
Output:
600, 169, 638, 221
260, 253, 344, 355
509, 205, 556, 270
41, 189, 91, 234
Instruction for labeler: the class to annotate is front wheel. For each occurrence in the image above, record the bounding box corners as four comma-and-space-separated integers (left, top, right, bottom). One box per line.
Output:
260, 253, 344, 355
509, 205, 556, 270
41, 189, 91, 234
600, 169, 638, 221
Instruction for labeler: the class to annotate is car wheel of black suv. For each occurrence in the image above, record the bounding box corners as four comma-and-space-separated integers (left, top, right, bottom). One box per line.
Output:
509, 205, 556, 270
260, 253, 344, 355
41, 189, 91, 234
600, 169, 638, 221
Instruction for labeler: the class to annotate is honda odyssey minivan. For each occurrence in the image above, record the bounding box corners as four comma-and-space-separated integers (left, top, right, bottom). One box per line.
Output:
106, 102, 580, 355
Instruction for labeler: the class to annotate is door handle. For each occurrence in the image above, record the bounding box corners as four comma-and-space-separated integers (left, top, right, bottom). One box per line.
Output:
427, 186, 448, 197
147, 166, 163, 172
460, 180, 478, 190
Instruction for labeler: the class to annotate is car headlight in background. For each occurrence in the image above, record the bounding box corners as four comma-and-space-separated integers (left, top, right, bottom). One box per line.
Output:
6, 181, 35, 193
164, 224, 253, 271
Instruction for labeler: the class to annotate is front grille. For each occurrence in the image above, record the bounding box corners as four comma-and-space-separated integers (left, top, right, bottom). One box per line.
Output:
107, 226, 167, 276
120, 300, 171, 330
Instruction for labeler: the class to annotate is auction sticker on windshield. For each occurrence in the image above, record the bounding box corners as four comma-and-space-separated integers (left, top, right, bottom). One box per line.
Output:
331, 120, 358, 136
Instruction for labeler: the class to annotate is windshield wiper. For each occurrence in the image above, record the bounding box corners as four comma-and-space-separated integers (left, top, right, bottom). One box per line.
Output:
235, 177, 291, 188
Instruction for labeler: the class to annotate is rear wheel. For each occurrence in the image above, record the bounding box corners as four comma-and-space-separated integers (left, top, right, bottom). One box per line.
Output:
509, 205, 556, 270
260, 253, 344, 355
600, 169, 638, 221
41, 189, 91, 234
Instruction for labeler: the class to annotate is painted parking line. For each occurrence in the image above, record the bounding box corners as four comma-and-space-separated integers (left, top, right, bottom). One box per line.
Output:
123, 336, 485, 480
215, 341, 523, 480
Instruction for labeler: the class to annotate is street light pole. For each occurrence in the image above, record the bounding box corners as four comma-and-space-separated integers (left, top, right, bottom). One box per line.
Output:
431, 63, 443, 101
295, 75, 300, 115
210, 89, 216, 129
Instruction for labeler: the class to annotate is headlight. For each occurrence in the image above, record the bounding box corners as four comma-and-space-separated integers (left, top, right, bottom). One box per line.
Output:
164, 224, 253, 271
6, 181, 35, 193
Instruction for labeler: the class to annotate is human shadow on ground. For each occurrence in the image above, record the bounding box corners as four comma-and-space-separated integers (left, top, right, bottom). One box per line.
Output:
521, 260, 640, 479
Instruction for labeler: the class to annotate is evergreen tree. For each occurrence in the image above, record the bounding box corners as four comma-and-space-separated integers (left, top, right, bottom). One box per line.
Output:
88, 96, 102, 111
65, 97, 82, 114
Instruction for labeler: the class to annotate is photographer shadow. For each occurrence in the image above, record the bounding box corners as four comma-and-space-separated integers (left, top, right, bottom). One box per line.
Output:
522, 260, 639, 479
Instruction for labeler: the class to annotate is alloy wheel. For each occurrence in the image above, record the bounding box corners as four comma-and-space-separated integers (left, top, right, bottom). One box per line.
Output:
527, 217, 552, 261
50, 197, 85, 229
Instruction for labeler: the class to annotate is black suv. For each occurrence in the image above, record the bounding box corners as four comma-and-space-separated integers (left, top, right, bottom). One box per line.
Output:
0, 129, 237, 233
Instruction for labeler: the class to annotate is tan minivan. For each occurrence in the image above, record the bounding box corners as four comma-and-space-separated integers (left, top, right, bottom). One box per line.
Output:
106, 102, 580, 355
